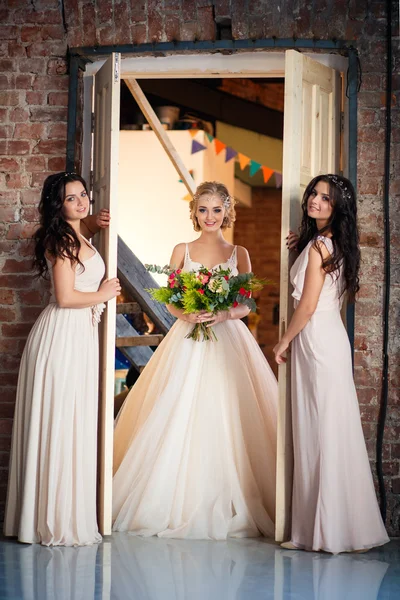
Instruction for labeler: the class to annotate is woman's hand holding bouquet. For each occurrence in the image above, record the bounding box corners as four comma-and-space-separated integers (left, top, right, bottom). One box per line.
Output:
146, 264, 267, 342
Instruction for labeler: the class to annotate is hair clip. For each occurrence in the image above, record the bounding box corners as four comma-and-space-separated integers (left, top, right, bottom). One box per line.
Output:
327, 175, 352, 201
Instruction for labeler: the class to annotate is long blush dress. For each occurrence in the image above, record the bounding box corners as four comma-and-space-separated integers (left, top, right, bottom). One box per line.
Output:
289, 236, 389, 553
4, 236, 104, 546
112, 245, 278, 540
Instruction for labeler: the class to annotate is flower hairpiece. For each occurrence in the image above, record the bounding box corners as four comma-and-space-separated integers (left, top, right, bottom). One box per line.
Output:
46, 172, 77, 199
193, 192, 232, 209
327, 175, 352, 201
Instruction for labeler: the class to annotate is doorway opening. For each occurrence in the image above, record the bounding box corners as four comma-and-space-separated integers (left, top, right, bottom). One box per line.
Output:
81, 49, 349, 538
116, 76, 284, 378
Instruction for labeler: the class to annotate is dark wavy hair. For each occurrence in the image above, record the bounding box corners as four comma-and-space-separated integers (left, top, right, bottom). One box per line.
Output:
33, 172, 91, 278
297, 174, 360, 302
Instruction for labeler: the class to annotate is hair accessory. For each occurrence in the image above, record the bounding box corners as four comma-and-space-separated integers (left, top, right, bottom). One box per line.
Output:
327, 175, 352, 201
193, 192, 231, 209
46, 172, 78, 200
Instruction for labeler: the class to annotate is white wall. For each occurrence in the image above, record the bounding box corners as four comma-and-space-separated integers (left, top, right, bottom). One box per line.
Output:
118, 130, 234, 283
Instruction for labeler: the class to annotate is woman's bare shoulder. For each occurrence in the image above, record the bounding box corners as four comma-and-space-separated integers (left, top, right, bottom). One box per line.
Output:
169, 243, 187, 268
236, 245, 250, 259
171, 242, 187, 253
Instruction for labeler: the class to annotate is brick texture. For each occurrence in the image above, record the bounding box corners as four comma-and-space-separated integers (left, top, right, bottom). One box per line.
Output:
0, 0, 399, 535
234, 189, 281, 375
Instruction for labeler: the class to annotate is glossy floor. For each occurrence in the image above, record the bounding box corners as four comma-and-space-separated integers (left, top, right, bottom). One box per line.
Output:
0, 535, 399, 599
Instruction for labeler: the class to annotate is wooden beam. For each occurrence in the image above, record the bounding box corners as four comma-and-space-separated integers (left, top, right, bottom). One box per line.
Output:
116, 334, 164, 347
135, 79, 284, 140
117, 236, 175, 335
115, 314, 153, 369
116, 302, 141, 314
124, 78, 196, 196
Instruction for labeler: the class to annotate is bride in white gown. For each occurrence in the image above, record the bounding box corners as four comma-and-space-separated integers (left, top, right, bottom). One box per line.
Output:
113, 181, 278, 540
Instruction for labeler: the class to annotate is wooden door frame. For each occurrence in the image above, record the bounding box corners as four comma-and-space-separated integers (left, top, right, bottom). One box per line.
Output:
79, 50, 350, 215
66, 46, 356, 538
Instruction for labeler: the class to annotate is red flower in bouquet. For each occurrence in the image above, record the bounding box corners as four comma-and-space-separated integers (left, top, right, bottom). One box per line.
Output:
198, 273, 210, 285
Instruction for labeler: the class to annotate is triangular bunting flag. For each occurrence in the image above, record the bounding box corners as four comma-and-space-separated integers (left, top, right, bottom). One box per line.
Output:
214, 139, 226, 155
238, 153, 251, 170
262, 166, 274, 184
206, 133, 214, 143
189, 129, 199, 138
249, 160, 262, 177
225, 147, 238, 163
179, 169, 194, 183
275, 172, 282, 188
182, 193, 192, 202
191, 139, 207, 154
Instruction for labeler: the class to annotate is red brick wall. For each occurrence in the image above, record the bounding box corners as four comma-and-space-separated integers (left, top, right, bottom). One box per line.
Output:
234, 189, 281, 377
0, 1, 399, 535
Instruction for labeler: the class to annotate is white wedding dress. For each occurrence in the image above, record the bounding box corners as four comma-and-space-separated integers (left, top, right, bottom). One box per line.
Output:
112, 245, 278, 540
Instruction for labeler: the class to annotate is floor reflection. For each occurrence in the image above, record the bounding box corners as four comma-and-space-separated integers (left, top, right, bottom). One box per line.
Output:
0, 535, 398, 600
111, 535, 277, 600
0, 542, 101, 600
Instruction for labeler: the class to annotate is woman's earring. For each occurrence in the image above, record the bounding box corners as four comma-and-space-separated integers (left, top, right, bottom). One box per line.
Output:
222, 217, 228, 226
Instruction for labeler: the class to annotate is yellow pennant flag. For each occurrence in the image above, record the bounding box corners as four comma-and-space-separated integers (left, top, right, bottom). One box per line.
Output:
182, 193, 192, 202
238, 153, 251, 170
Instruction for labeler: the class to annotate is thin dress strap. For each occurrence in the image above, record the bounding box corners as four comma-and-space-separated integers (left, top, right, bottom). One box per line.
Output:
182, 243, 190, 270
230, 245, 237, 267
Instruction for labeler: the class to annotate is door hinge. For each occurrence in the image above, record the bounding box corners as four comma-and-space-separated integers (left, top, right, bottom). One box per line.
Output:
89, 170, 94, 191
91, 112, 95, 133
340, 112, 345, 133
114, 54, 120, 83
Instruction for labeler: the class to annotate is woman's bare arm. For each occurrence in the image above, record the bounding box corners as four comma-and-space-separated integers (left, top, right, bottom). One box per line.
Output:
52, 256, 120, 308
274, 241, 330, 363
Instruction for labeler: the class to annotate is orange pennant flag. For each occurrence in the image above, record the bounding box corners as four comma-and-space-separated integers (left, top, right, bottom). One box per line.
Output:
214, 139, 227, 155
262, 166, 274, 184
188, 129, 199, 138
238, 153, 251, 170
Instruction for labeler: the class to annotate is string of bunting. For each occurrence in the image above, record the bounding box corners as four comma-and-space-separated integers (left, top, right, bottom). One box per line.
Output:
189, 130, 282, 188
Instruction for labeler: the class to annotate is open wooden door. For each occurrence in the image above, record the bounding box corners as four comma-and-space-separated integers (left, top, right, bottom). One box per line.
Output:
92, 52, 121, 535
275, 50, 341, 541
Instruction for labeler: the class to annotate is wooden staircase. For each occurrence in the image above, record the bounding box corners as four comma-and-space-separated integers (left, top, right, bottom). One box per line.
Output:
116, 236, 175, 371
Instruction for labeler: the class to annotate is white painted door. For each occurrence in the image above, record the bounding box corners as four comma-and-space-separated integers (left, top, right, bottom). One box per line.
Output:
275, 49, 341, 541
92, 52, 121, 535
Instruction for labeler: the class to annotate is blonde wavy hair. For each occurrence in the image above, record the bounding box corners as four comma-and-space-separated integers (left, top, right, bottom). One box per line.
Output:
189, 181, 236, 232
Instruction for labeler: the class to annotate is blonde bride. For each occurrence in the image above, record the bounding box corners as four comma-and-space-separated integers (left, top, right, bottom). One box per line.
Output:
113, 181, 278, 540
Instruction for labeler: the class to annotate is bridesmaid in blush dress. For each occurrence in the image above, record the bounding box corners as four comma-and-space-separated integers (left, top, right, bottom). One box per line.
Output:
4, 172, 121, 546
274, 174, 389, 554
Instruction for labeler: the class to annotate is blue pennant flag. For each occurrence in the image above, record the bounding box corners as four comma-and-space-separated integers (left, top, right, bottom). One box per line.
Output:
191, 139, 207, 154
249, 160, 262, 177
225, 146, 238, 163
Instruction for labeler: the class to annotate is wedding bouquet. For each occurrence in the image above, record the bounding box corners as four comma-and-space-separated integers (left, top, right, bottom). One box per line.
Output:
145, 264, 266, 342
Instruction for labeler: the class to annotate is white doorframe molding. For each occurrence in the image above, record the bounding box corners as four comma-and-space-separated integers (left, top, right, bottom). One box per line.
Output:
82, 51, 348, 180
84, 51, 348, 79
